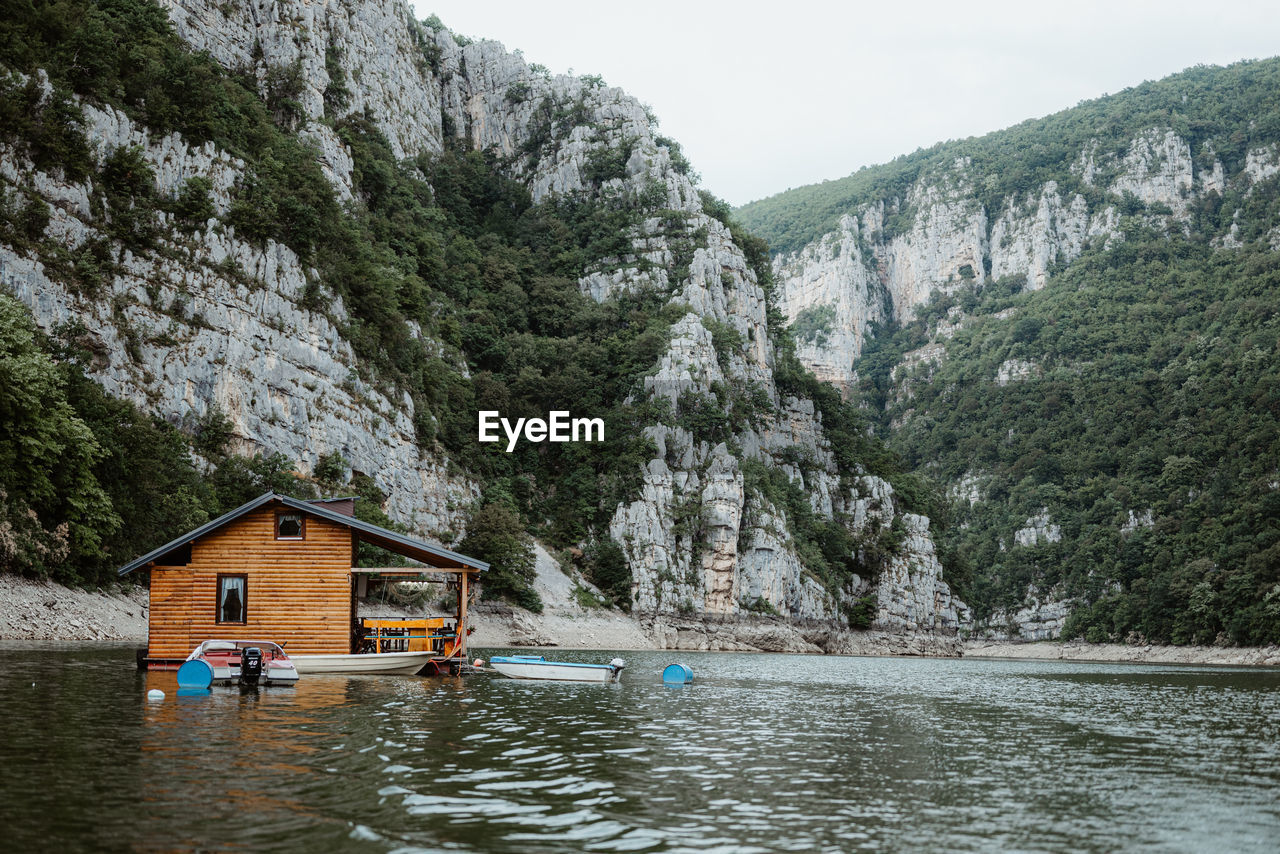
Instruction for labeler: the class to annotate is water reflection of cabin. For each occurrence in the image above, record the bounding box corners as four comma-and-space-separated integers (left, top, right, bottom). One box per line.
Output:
117, 491, 488, 671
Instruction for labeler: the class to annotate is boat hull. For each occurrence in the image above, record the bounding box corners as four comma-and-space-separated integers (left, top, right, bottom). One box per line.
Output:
489, 656, 623, 682
203, 660, 299, 686
182, 640, 299, 687
290, 651, 435, 675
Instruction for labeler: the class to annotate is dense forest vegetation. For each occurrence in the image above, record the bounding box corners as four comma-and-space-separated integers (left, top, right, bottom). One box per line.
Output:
0, 0, 671, 599
0, 0, 925, 612
736, 59, 1280, 255
859, 231, 1280, 645
736, 57, 1280, 645
7, 2, 1276, 645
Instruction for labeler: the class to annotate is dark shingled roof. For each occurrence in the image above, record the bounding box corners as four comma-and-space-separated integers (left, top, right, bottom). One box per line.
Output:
116, 491, 487, 576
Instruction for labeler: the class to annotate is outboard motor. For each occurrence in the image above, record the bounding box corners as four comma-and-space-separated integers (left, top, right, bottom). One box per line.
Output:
240, 647, 264, 686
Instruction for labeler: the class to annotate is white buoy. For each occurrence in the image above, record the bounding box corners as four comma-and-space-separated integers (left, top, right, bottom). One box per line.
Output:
147, 689, 165, 701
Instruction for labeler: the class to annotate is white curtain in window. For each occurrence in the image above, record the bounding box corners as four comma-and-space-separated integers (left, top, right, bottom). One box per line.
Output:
220, 577, 245, 622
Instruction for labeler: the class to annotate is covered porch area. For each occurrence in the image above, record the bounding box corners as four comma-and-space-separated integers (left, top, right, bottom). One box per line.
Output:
350, 565, 480, 670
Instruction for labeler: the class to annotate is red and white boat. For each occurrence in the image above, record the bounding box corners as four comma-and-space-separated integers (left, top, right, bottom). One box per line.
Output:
177, 640, 300, 688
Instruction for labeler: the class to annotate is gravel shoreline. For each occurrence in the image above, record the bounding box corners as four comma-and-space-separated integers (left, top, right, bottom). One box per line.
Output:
6, 574, 1277, 666
0, 574, 148, 641
964, 639, 1280, 667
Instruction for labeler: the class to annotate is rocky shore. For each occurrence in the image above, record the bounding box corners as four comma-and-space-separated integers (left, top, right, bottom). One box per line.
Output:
5, 573, 1277, 666
0, 574, 148, 641
470, 605, 962, 657
0, 572, 960, 657
965, 639, 1280, 667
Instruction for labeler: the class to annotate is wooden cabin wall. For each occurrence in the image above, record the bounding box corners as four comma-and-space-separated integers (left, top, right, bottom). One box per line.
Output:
148, 569, 193, 657
147, 507, 353, 657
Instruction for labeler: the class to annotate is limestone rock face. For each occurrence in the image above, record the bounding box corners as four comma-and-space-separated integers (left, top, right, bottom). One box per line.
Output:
299, 122, 356, 202
645, 314, 727, 404
608, 291, 965, 630
977, 591, 1072, 641
735, 505, 827, 616
4, 0, 967, 636
765, 121, 1272, 631
948, 471, 985, 506
641, 614, 964, 656
2, 77, 475, 537
1121, 508, 1155, 535
1245, 144, 1280, 186
1013, 509, 1061, 547
995, 358, 1040, 386
865, 506, 970, 633
699, 453, 743, 615
435, 41, 675, 208
882, 164, 989, 318
774, 214, 884, 391
773, 125, 1254, 386
1107, 129, 1196, 218
160, 0, 442, 164
989, 182, 1102, 291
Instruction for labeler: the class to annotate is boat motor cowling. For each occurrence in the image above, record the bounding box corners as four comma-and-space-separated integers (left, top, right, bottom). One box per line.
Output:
240, 646, 264, 685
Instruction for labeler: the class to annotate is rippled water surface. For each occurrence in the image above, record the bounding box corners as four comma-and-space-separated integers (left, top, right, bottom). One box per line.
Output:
1, 643, 1278, 852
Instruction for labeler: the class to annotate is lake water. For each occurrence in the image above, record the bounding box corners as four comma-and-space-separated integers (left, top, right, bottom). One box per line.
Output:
1, 643, 1277, 852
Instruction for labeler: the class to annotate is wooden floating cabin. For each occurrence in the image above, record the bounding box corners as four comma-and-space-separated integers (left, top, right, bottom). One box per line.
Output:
118, 491, 488, 673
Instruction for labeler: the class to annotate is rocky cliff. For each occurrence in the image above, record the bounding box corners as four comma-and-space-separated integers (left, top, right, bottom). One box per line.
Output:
753, 65, 1280, 641
1, 0, 965, 635
767, 137, 1222, 638
770, 128, 1265, 391
1, 70, 475, 531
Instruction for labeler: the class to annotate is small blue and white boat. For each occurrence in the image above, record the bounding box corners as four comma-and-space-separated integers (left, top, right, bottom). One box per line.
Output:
488, 655, 625, 682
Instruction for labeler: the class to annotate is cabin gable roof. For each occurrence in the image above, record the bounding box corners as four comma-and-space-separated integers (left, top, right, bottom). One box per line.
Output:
117, 491, 488, 576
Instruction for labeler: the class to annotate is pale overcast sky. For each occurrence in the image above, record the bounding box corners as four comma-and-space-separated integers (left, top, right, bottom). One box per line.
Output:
412, 1, 1280, 207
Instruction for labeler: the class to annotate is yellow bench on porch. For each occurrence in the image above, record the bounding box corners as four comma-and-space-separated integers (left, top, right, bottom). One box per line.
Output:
361, 618, 456, 653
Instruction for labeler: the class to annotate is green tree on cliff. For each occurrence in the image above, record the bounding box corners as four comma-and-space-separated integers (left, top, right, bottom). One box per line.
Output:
0, 294, 117, 577
458, 498, 541, 613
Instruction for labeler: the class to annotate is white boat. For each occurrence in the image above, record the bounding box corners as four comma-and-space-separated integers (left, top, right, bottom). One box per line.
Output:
488, 655, 625, 682
289, 650, 435, 675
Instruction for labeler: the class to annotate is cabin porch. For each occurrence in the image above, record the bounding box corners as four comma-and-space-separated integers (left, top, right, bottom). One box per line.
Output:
349, 566, 478, 664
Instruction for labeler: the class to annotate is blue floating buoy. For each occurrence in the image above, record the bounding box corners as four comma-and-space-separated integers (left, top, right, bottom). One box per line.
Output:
176, 659, 214, 689
662, 663, 693, 684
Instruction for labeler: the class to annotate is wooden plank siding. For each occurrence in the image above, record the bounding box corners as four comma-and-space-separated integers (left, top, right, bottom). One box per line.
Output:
147, 507, 354, 658
147, 569, 193, 658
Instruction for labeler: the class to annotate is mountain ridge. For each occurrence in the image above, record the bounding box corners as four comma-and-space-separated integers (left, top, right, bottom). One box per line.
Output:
737, 57, 1280, 256
738, 57, 1280, 644
0, 0, 966, 638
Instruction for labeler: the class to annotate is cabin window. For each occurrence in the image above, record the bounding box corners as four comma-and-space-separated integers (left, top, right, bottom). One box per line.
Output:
276, 512, 304, 540
217, 574, 247, 623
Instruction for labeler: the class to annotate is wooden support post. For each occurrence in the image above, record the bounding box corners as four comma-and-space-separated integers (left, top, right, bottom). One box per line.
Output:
459, 571, 469, 659
349, 574, 357, 654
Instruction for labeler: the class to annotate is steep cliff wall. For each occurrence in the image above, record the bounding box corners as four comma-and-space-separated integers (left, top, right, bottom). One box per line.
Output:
0, 75, 475, 530
753, 64, 1280, 642
767, 138, 1199, 638
1, 0, 965, 634
160, 0, 443, 164
769, 128, 1239, 391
